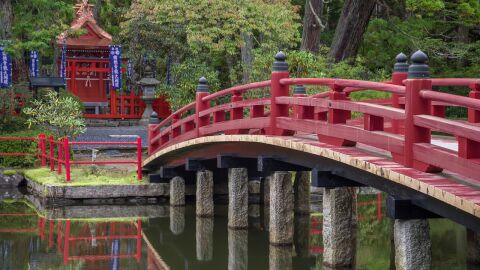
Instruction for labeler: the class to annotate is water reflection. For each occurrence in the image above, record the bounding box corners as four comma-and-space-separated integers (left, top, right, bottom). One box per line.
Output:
0, 191, 475, 269
0, 202, 148, 269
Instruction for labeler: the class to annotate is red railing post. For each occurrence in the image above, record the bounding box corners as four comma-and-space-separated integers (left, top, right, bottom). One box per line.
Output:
172, 114, 181, 138
269, 52, 291, 135
317, 84, 355, 146
403, 51, 439, 172
195, 77, 210, 138
468, 82, 480, 123
147, 112, 160, 155
137, 137, 142, 181
58, 138, 63, 175
64, 138, 71, 182
458, 82, 480, 159
293, 85, 314, 120
49, 135, 54, 171
38, 134, 47, 167
391, 53, 408, 134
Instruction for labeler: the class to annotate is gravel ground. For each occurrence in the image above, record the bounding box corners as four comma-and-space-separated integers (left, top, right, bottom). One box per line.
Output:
73, 126, 148, 150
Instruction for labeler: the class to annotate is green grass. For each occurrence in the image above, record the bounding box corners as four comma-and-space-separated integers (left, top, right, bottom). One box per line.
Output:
24, 167, 146, 186
2, 169, 17, 176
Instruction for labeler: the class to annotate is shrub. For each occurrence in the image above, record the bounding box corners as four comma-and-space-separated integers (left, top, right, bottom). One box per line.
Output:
22, 90, 86, 139
0, 129, 52, 168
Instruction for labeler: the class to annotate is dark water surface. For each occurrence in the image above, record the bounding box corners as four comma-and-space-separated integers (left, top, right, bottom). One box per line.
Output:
0, 193, 471, 269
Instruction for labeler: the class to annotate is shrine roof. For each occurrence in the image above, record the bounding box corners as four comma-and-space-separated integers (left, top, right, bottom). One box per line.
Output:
57, 0, 112, 48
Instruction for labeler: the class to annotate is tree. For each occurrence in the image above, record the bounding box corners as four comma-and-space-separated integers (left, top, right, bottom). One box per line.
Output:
329, 0, 376, 62
0, 0, 13, 42
300, 0, 324, 53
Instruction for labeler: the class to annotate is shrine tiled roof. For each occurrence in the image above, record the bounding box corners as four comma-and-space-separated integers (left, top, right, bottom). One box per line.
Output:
57, 0, 112, 48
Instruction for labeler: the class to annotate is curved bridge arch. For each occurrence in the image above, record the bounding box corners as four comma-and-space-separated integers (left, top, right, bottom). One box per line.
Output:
144, 51, 480, 232
143, 134, 480, 231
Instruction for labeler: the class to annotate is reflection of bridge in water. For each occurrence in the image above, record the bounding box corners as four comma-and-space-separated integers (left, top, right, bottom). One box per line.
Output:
0, 195, 385, 270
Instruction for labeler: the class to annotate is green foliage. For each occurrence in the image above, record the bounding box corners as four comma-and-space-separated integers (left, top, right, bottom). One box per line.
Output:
23, 90, 86, 139
120, 0, 301, 87
0, 129, 50, 168
156, 59, 221, 111
4, 0, 75, 59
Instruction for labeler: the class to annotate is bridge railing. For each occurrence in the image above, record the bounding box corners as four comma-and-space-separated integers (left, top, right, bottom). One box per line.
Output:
148, 51, 480, 183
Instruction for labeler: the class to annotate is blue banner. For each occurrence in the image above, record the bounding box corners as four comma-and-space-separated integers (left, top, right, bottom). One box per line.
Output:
109, 45, 122, 90
127, 59, 133, 80
59, 44, 66, 81
0, 47, 12, 88
29, 50, 39, 77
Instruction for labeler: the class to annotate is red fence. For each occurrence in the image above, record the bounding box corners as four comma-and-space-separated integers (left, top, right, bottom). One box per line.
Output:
148, 51, 480, 183
0, 135, 142, 182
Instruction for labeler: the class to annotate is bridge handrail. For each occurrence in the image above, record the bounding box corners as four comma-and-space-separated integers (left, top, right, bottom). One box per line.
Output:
430, 78, 480, 87
201, 80, 271, 102
420, 90, 480, 111
279, 78, 405, 95
147, 51, 480, 183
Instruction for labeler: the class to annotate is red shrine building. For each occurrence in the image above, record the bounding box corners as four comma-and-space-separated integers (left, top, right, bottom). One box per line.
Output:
56, 0, 170, 120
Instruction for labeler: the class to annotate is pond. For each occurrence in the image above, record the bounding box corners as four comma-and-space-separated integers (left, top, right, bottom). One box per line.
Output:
0, 191, 472, 270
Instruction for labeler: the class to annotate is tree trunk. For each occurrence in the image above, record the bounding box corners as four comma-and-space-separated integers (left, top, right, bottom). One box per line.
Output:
328, 0, 376, 63
0, 0, 13, 40
240, 32, 253, 83
300, 0, 323, 53
94, 0, 103, 23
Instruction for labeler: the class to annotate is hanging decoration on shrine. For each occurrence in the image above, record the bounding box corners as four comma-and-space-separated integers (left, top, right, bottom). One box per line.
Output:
127, 59, 133, 80
60, 44, 67, 81
109, 45, 122, 90
0, 47, 12, 88
29, 50, 39, 78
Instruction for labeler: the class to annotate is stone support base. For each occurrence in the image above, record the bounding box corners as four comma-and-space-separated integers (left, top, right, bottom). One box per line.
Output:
170, 176, 185, 206
269, 245, 292, 270
169, 206, 185, 235
269, 171, 293, 245
323, 187, 357, 268
294, 171, 311, 214
394, 219, 431, 270
228, 168, 248, 229
196, 170, 214, 217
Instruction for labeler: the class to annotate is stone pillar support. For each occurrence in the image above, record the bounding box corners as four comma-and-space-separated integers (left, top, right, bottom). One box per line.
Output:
294, 171, 311, 214
394, 219, 431, 270
196, 170, 214, 217
467, 229, 480, 266
323, 187, 357, 268
228, 168, 249, 229
169, 176, 185, 206
269, 171, 294, 245
263, 175, 271, 206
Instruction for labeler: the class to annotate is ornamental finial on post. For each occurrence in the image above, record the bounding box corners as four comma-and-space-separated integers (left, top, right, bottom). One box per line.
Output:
293, 85, 306, 95
408, 50, 429, 79
197, 77, 209, 93
272, 51, 288, 72
149, 112, 160, 125
394, 53, 408, 73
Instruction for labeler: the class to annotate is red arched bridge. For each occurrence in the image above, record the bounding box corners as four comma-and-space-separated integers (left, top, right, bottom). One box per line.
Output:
143, 51, 480, 231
